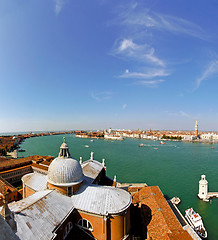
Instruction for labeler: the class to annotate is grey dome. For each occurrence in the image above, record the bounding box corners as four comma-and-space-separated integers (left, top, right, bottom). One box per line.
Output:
47, 141, 83, 186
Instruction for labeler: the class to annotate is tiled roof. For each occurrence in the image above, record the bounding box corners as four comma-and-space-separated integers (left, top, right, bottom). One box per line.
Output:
129, 186, 192, 240
0, 158, 32, 169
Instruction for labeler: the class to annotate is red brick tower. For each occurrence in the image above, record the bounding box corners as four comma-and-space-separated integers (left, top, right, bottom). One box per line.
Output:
195, 121, 198, 138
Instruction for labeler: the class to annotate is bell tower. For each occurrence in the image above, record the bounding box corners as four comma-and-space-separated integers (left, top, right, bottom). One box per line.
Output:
195, 121, 198, 138
198, 175, 208, 200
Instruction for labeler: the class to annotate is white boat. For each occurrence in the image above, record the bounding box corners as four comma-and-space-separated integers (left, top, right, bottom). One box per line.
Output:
84, 145, 89, 148
185, 208, 207, 239
170, 196, 181, 205
104, 134, 124, 140
139, 143, 144, 147
160, 141, 165, 144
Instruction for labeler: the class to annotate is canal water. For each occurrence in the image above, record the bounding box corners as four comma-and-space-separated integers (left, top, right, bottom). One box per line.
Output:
19, 134, 218, 240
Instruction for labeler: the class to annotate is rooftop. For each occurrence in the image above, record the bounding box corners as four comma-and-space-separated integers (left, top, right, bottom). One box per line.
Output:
22, 173, 47, 192
129, 186, 193, 240
71, 183, 132, 215
81, 159, 104, 184
2, 190, 73, 240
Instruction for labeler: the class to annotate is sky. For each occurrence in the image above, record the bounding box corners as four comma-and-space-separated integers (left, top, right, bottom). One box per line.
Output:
1, 0, 218, 132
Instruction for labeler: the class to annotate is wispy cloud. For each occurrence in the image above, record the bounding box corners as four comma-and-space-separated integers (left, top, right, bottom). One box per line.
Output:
112, 39, 165, 67
91, 91, 114, 101
53, 0, 67, 15
180, 111, 190, 117
119, 68, 170, 79
120, 5, 207, 40
195, 60, 218, 89
167, 110, 190, 117
134, 79, 164, 88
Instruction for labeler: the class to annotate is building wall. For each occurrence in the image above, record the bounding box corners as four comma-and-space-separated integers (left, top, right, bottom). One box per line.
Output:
53, 209, 75, 240
74, 208, 130, 240
0, 165, 33, 184
47, 182, 82, 196
0, 175, 22, 206
0, 191, 20, 206
23, 185, 36, 198
110, 208, 130, 240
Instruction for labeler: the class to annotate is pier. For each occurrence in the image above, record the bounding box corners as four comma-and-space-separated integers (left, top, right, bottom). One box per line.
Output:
168, 201, 201, 240
207, 192, 218, 199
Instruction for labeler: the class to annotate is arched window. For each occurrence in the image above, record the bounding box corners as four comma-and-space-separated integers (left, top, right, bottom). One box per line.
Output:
77, 219, 93, 231
63, 221, 73, 239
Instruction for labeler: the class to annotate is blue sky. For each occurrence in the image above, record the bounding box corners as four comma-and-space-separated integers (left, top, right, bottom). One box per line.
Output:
1, 0, 218, 132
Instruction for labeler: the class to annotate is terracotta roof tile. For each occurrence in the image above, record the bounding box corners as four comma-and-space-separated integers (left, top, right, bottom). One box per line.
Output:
129, 186, 192, 240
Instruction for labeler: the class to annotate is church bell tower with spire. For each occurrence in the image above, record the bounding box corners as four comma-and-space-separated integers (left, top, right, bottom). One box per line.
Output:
195, 120, 198, 138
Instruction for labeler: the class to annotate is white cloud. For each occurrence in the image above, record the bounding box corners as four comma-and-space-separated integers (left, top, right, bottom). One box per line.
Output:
121, 5, 207, 40
113, 39, 165, 67
91, 91, 114, 101
53, 0, 66, 15
180, 111, 190, 118
145, 48, 165, 67
119, 68, 170, 79
134, 79, 164, 88
195, 60, 218, 89
119, 39, 138, 52
167, 111, 190, 117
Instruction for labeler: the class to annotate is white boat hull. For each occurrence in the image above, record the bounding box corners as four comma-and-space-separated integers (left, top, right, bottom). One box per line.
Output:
185, 208, 207, 239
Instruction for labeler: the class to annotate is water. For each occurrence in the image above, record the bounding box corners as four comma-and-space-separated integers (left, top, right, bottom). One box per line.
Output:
19, 134, 218, 240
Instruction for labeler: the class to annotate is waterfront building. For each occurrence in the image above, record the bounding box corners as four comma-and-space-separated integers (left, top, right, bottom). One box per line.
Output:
198, 175, 218, 201
200, 132, 218, 142
198, 175, 208, 200
104, 128, 124, 140
182, 135, 197, 141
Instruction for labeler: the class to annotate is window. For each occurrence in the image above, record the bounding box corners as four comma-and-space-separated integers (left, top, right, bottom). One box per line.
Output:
67, 187, 72, 196
63, 221, 73, 240
77, 219, 93, 231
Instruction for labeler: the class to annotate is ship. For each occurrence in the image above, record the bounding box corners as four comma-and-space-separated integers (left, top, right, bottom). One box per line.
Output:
185, 208, 207, 239
104, 134, 124, 141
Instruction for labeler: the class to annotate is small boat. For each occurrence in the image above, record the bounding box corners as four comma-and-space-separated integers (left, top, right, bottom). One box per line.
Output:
154, 148, 158, 150
210, 147, 215, 149
160, 141, 165, 144
139, 144, 144, 147
185, 208, 207, 239
18, 149, 26, 152
84, 145, 89, 148
90, 140, 94, 142
170, 196, 181, 205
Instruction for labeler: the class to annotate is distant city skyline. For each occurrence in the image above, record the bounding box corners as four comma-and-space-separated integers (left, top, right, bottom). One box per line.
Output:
1, 0, 218, 132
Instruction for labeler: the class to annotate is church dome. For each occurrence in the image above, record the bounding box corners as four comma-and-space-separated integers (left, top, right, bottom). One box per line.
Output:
47, 140, 83, 187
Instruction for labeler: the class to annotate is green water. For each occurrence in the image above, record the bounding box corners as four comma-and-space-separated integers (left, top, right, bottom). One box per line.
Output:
19, 134, 218, 240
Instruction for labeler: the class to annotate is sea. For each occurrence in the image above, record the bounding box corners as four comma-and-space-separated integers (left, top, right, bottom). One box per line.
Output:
18, 134, 218, 240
